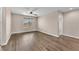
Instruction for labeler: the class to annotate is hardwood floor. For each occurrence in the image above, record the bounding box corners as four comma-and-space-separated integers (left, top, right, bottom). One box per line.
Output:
0, 31, 79, 51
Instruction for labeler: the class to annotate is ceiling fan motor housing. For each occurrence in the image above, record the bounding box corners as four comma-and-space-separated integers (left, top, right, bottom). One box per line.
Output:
30, 12, 33, 14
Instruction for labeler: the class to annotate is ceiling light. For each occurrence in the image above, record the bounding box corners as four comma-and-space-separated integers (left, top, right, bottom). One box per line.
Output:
69, 8, 73, 10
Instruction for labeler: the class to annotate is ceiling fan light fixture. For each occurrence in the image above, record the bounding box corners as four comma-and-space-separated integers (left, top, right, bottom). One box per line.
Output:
30, 12, 33, 14
69, 8, 73, 10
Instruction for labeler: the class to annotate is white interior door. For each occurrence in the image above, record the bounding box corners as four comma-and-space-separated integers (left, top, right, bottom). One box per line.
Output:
58, 13, 63, 35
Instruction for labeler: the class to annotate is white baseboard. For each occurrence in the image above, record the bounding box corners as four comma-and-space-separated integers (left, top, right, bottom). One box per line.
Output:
63, 34, 79, 39
0, 29, 59, 46
12, 30, 37, 35
38, 30, 59, 37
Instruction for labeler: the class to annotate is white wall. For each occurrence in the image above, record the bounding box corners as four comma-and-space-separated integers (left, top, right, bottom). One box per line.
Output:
63, 11, 79, 38
0, 8, 2, 44
6, 8, 12, 44
38, 12, 60, 37
11, 14, 38, 34
1, 8, 11, 45
2, 8, 6, 44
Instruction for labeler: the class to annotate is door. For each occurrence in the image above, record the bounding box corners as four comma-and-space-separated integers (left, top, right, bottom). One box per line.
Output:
58, 13, 63, 36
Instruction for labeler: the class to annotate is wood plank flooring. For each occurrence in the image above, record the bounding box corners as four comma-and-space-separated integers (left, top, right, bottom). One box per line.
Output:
0, 31, 79, 51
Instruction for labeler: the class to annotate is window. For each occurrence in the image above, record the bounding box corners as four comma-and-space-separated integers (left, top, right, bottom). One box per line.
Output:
23, 17, 33, 28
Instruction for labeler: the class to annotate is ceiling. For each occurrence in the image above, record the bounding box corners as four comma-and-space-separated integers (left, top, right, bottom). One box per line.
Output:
11, 7, 79, 17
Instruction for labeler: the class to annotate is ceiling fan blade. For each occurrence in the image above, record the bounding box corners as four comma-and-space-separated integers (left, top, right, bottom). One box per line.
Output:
34, 13, 39, 17
31, 8, 38, 12
28, 8, 39, 17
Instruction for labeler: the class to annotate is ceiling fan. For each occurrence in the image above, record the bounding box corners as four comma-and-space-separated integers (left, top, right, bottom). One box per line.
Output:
29, 8, 39, 17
